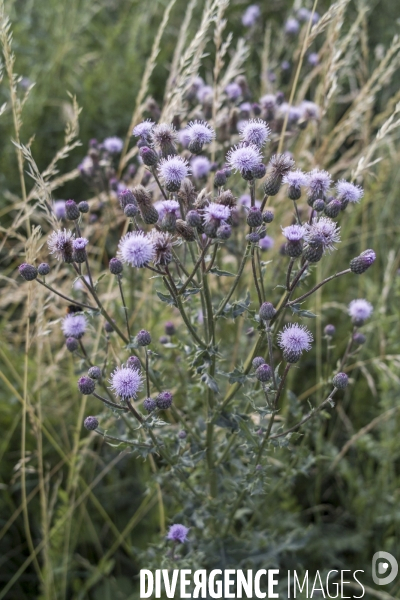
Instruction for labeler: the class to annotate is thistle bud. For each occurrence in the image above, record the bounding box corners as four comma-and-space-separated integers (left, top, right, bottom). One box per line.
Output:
246, 207, 263, 228
216, 223, 232, 240
332, 372, 348, 389
19, 263, 38, 281
156, 391, 173, 409
118, 189, 137, 209
259, 302, 276, 321
127, 356, 141, 370
143, 398, 157, 412
165, 322, 175, 336
186, 210, 202, 228
84, 416, 98, 430
246, 232, 261, 244
78, 376, 96, 395
255, 363, 272, 382
285, 240, 303, 258
324, 198, 341, 218
252, 163, 267, 180
353, 332, 366, 345
124, 204, 139, 218
37, 263, 50, 276
65, 200, 80, 221
283, 348, 302, 363
252, 356, 265, 369
109, 258, 123, 275
303, 243, 323, 263
88, 366, 102, 380
136, 329, 151, 346
324, 324, 335, 337
139, 146, 158, 167
313, 199, 325, 212
214, 170, 227, 188
104, 320, 115, 333
350, 249, 376, 274
66, 337, 79, 352
78, 201, 89, 214
263, 210, 274, 223
175, 219, 196, 242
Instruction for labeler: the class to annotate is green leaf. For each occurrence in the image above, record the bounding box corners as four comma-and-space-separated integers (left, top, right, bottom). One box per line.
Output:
228, 367, 249, 384
291, 303, 317, 318
209, 267, 236, 277
156, 290, 177, 307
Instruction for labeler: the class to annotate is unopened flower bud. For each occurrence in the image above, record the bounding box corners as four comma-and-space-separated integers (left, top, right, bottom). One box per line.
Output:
118, 189, 136, 209
139, 146, 158, 166
104, 320, 115, 333
285, 240, 303, 258
78, 376, 96, 395
66, 337, 79, 352
19, 263, 38, 281
252, 163, 267, 180
324, 324, 335, 337
124, 203, 139, 218
78, 201, 89, 214
143, 398, 157, 412
332, 372, 348, 389
217, 223, 232, 240
156, 391, 173, 409
259, 302, 276, 321
214, 170, 227, 188
178, 430, 187, 439
88, 366, 102, 380
246, 207, 263, 228
136, 329, 151, 346
109, 258, 123, 275
186, 210, 202, 228
350, 249, 376, 274
324, 198, 341, 218
263, 210, 274, 223
303, 243, 323, 263
313, 199, 325, 212
246, 232, 261, 244
37, 263, 50, 276
65, 200, 80, 221
84, 416, 98, 430
252, 356, 265, 369
255, 363, 272, 382
353, 332, 366, 345
127, 355, 142, 370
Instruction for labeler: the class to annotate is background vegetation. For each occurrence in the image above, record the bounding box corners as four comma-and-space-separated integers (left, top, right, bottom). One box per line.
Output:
1, 0, 400, 598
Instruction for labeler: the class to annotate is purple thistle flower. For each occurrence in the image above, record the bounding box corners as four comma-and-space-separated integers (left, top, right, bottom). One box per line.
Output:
348, 299, 373, 321
225, 82, 242, 101
167, 524, 189, 543
299, 101, 320, 120
73, 237, 89, 251
156, 200, 180, 221
47, 229, 75, 262
103, 136, 123, 154
53, 200, 66, 220
238, 194, 261, 209
306, 169, 332, 200
187, 120, 215, 145
304, 217, 340, 252
203, 203, 231, 225
226, 144, 262, 176
132, 119, 155, 142
62, 314, 87, 339
259, 235, 274, 250
335, 180, 364, 204
278, 323, 313, 354
285, 17, 300, 35
158, 155, 190, 190
177, 129, 191, 148
282, 224, 305, 241
109, 365, 143, 399
242, 4, 261, 27
196, 85, 213, 104
307, 52, 319, 67
117, 231, 155, 267
191, 156, 211, 179
260, 94, 276, 111
277, 103, 302, 125
239, 118, 270, 148
282, 169, 308, 199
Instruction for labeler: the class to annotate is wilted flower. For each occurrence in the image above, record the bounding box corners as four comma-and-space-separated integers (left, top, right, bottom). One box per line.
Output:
278, 323, 313, 363
226, 144, 262, 178
152, 123, 177, 157
48, 229, 75, 263
167, 523, 189, 543
150, 230, 175, 266
239, 119, 270, 148
304, 217, 340, 253
191, 156, 211, 179
242, 4, 261, 27
117, 231, 155, 267
109, 365, 143, 399
103, 136, 123, 153
62, 314, 87, 339
158, 155, 190, 191
264, 153, 295, 196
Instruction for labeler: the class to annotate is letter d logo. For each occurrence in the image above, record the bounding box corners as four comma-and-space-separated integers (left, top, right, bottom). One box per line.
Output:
372, 551, 398, 586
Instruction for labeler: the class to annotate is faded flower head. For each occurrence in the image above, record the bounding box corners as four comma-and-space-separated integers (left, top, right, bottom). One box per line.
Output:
150, 230, 175, 266
282, 224, 305, 241
335, 180, 364, 205
47, 229, 75, 262
158, 155, 190, 190
226, 144, 262, 176
242, 4, 261, 27
103, 136, 123, 154
109, 365, 143, 399
239, 118, 270, 148
151, 123, 177, 156
278, 323, 313, 357
132, 119, 155, 142
348, 299, 373, 322
62, 314, 87, 339
306, 169, 332, 200
167, 523, 189, 543
117, 231, 155, 268
304, 217, 340, 252
268, 153, 295, 177
191, 156, 211, 179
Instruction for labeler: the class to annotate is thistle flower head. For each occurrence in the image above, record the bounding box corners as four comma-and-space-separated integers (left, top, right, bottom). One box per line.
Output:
348, 299, 373, 321
226, 144, 262, 176
202, 202, 231, 225
259, 235, 274, 250
285, 17, 300, 34
239, 118, 270, 148
73, 237, 89, 251
239, 194, 261, 209
187, 120, 215, 145
335, 180, 364, 204
191, 156, 211, 179
62, 314, 87, 339
48, 229, 75, 262
109, 365, 143, 399
282, 224, 305, 241
177, 129, 191, 148
197, 85, 213, 104
242, 4, 261, 27
157, 200, 180, 220
103, 136, 123, 153
283, 169, 308, 188
158, 155, 190, 188
259, 94, 276, 111
300, 101, 320, 120
150, 230, 175, 266
151, 123, 177, 148
278, 323, 313, 354
117, 231, 155, 267
167, 524, 189, 543
53, 200, 66, 220
132, 119, 155, 141
225, 82, 242, 100
306, 169, 332, 199
277, 104, 302, 124
304, 217, 340, 252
